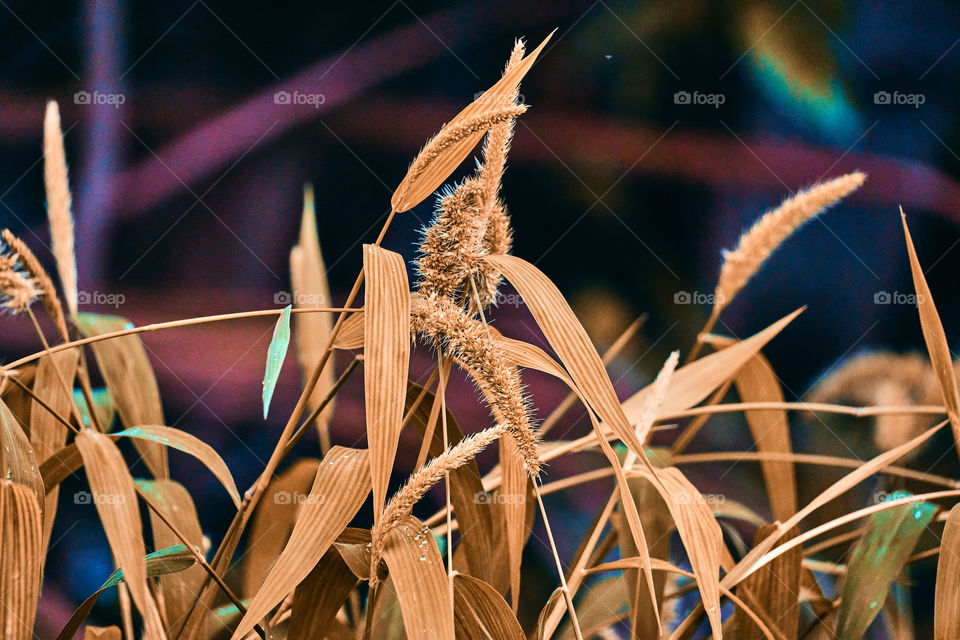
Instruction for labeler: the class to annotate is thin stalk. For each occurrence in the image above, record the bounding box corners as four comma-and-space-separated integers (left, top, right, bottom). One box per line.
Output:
3, 306, 356, 371
25, 307, 95, 432
280, 354, 364, 459
3, 375, 77, 434
437, 351, 455, 623
533, 480, 584, 640
670, 379, 732, 455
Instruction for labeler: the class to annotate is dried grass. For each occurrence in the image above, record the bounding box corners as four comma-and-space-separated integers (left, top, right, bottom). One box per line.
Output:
1, 32, 956, 640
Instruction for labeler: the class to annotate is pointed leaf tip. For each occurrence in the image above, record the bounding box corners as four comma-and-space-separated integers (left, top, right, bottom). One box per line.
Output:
263, 305, 292, 419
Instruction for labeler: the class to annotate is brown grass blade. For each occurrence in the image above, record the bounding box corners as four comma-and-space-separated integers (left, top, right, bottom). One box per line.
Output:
380, 515, 455, 639
370, 577, 405, 640
84, 627, 121, 640
0, 480, 42, 640
732, 351, 796, 521
231, 446, 370, 640
29, 349, 79, 550
557, 577, 627, 640
654, 467, 723, 639
0, 399, 45, 518
618, 468, 672, 640
138, 479, 206, 639
713, 173, 865, 317
453, 573, 524, 640
733, 524, 801, 640
43, 101, 78, 320
114, 425, 239, 507
363, 245, 411, 518
484, 255, 644, 456
935, 504, 960, 639
77, 313, 167, 478
243, 457, 320, 597
334, 311, 365, 349
291, 184, 336, 451
391, 32, 553, 212
334, 528, 373, 580
626, 308, 803, 421
74, 429, 166, 639
901, 211, 960, 460
500, 436, 528, 611
288, 549, 358, 640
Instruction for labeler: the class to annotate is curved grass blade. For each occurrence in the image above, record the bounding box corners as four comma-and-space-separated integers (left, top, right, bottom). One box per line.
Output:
231, 446, 370, 640
901, 212, 960, 461
137, 479, 206, 638
262, 304, 292, 419
115, 425, 240, 507
243, 457, 321, 597
74, 429, 166, 640
55, 545, 196, 640
732, 524, 801, 639
288, 549, 358, 640
77, 313, 167, 479
84, 627, 121, 640
837, 491, 936, 639
453, 573, 524, 640
0, 399, 44, 518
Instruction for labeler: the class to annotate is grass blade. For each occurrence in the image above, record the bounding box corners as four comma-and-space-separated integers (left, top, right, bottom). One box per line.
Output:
115, 425, 240, 507
837, 491, 936, 639
935, 504, 960, 639
0, 480, 42, 640
290, 184, 336, 451
74, 429, 166, 639
231, 446, 370, 640
77, 313, 168, 479
288, 549, 358, 640
262, 304, 292, 419
137, 479, 206, 638
391, 32, 552, 212
453, 573, 524, 640
363, 245, 410, 519
732, 524, 801, 639
242, 458, 321, 597
901, 211, 960, 460
381, 516, 455, 639
0, 399, 44, 519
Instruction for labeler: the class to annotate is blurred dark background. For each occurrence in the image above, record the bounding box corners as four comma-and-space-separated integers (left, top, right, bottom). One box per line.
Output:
4, 0, 960, 635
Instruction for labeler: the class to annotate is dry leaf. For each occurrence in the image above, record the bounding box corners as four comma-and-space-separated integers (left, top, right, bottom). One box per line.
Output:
380, 516, 455, 640
77, 313, 168, 479
0, 480, 42, 640
290, 183, 336, 450
232, 446, 370, 640
74, 429, 166, 639
363, 245, 410, 518
935, 504, 960, 640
